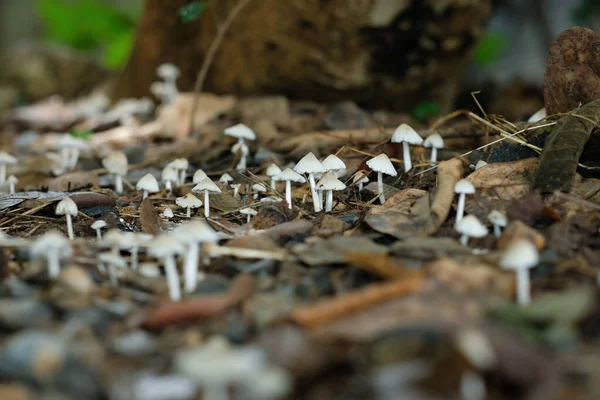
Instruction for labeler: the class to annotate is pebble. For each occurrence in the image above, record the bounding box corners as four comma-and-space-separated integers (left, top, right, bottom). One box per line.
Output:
0, 299, 53, 330
0, 278, 37, 298
111, 331, 158, 357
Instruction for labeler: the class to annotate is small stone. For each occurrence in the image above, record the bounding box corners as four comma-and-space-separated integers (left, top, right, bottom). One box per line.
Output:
112, 331, 158, 357
0, 299, 53, 330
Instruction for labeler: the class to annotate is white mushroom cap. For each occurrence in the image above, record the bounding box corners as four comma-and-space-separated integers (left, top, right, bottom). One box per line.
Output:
192, 178, 222, 194
528, 107, 546, 123
136, 173, 160, 193
391, 123, 423, 145
273, 168, 306, 183
230, 183, 242, 190
150, 81, 166, 98
266, 164, 282, 177
366, 153, 397, 176
162, 166, 178, 182
352, 171, 369, 184
163, 207, 174, 218
224, 123, 256, 141
90, 220, 107, 230
193, 169, 208, 183
488, 210, 507, 227
423, 132, 444, 149
97, 252, 127, 269
475, 160, 488, 170
321, 154, 346, 171
148, 235, 186, 258
0, 151, 17, 165
219, 173, 234, 183
171, 220, 220, 243
57, 135, 89, 150
7, 175, 18, 184
252, 183, 267, 193
316, 172, 346, 191
55, 197, 78, 217
454, 179, 476, 194
499, 240, 539, 270
168, 158, 189, 171
293, 153, 326, 175
157, 63, 180, 79
176, 193, 203, 209
102, 151, 128, 176
240, 207, 258, 216
30, 230, 71, 259
455, 215, 489, 238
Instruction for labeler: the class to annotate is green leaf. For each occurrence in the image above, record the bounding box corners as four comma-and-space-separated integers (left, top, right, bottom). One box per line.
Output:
70, 130, 92, 140
179, 2, 206, 23
409, 101, 440, 122
473, 31, 508, 68
103, 30, 135, 69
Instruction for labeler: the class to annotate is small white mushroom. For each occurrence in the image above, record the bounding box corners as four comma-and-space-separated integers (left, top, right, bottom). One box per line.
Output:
57, 135, 89, 171
321, 154, 346, 177
121, 232, 152, 271
454, 179, 476, 224
193, 169, 208, 184
499, 240, 539, 306
252, 183, 267, 199
316, 172, 346, 212
98, 252, 127, 286
366, 153, 397, 204
55, 197, 78, 240
293, 153, 326, 212
7, 175, 17, 194
168, 158, 189, 185
225, 124, 256, 171
162, 166, 178, 192
30, 230, 72, 279
391, 123, 423, 172
192, 178, 222, 218
150, 81, 170, 105
156, 63, 180, 104
0, 152, 17, 185
488, 210, 507, 238
528, 107, 546, 123
176, 193, 203, 218
266, 164, 282, 190
475, 160, 488, 170
352, 170, 369, 191
90, 220, 107, 240
231, 141, 250, 171
230, 183, 242, 199
148, 236, 186, 301
102, 151, 128, 194
219, 173, 233, 185
171, 220, 219, 293
240, 207, 258, 224
273, 168, 305, 209
136, 173, 159, 200
162, 207, 174, 219
455, 215, 488, 246
423, 132, 444, 164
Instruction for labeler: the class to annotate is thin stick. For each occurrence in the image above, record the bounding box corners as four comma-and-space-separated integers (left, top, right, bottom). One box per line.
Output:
187, 0, 254, 136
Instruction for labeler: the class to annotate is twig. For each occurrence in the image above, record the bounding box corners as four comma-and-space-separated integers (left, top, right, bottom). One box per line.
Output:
186, 0, 254, 137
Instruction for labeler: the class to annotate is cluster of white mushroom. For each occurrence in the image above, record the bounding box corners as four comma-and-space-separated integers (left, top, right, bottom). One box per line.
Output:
150, 63, 180, 106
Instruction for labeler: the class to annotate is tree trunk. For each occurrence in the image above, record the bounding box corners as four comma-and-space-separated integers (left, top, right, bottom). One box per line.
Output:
115, 0, 491, 112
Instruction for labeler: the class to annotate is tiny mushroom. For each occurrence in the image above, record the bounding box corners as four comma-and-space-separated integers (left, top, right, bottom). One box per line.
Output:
252, 183, 267, 199
266, 164, 282, 190
156, 63, 180, 103
98, 252, 127, 286
136, 173, 159, 200
528, 107, 546, 123
57, 135, 89, 171
293, 152, 326, 212
120, 232, 152, 271
423, 132, 444, 164
321, 154, 347, 178
316, 172, 346, 212
499, 239, 539, 306
168, 158, 189, 185
150, 81, 169, 105
488, 210, 507, 238
230, 183, 242, 199
176, 193, 203, 218
162, 207, 174, 219
55, 197, 78, 240
148, 235, 186, 301
90, 220, 107, 240
240, 207, 258, 224
225, 124, 256, 171
391, 123, 423, 172
162, 166, 178, 192
366, 153, 397, 204
455, 215, 489, 246
193, 169, 208, 184
454, 179, 476, 224
273, 167, 306, 209
7, 175, 17, 194
352, 170, 369, 191
30, 230, 72, 279
219, 173, 234, 185
192, 177, 222, 218
171, 220, 220, 294
102, 151, 128, 194
0, 151, 17, 185
474, 160, 488, 170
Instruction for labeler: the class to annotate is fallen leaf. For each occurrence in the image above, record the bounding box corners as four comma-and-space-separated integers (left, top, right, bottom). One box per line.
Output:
139, 198, 163, 235
46, 171, 100, 192
295, 236, 388, 266
343, 252, 418, 280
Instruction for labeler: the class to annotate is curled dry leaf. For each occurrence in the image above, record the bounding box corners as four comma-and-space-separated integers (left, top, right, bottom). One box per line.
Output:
139, 198, 163, 236
47, 171, 100, 192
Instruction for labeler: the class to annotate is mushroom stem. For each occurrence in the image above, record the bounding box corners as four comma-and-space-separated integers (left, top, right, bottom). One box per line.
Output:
515, 268, 530, 306
165, 180, 172, 192
246, 214, 252, 224
179, 170, 186, 185
402, 142, 412, 172
325, 190, 333, 212
69, 148, 80, 170
456, 194, 466, 223
131, 247, 139, 270
164, 255, 182, 301
285, 181, 292, 209
106, 262, 118, 286
115, 175, 123, 194
460, 234, 469, 246
493, 224, 501, 238
95, 229, 102, 240
431, 147, 438, 163
233, 186, 240, 198
65, 214, 74, 240
186, 207, 191, 218
9, 181, 15, 194
318, 190, 324, 210
358, 182, 364, 191
0, 164, 5, 184
47, 248, 61, 279
204, 191, 210, 218
308, 173, 321, 212
377, 171, 385, 204
270, 178, 276, 191
184, 242, 200, 293
142, 190, 149, 200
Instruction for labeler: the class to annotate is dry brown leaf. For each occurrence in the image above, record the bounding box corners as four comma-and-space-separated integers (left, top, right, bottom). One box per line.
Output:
139, 198, 163, 235
467, 158, 537, 197
343, 252, 419, 280
46, 171, 100, 192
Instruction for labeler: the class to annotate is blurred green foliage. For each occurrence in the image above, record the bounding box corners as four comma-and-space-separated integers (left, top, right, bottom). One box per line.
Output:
36, 0, 139, 69
473, 30, 509, 68
179, 2, 206, 23
70, 129, 92, 140
409, 101, 440, 122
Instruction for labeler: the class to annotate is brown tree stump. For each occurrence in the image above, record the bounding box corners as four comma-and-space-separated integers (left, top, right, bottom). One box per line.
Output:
114, 0, 491, 112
